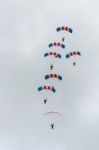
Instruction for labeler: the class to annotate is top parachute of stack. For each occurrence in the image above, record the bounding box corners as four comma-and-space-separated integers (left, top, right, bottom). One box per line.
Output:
56, 26, 73, 33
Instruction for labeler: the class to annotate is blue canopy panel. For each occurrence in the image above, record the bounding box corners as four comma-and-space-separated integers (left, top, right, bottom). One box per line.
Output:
68, 28, 73, 33
66, 54, 70, 59
49, 43, 53, 48
44, 53, 48, 57
57, 54, 61, 58
56, 27, 61, 32
38, 86, 43, 91
77, 51, 81, 55
51, 87, 56, 93
61, 44, 65, 49
45, 75, 49, 80
58, 75, 62, 80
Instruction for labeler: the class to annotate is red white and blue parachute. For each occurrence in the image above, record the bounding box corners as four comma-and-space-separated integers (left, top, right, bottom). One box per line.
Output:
45, 74, 62, 81
49, 42, 65, 49
44, 52, 61, 58
56, 26, 73, 33
66, 51, 81, 59
38, 85, 56, 93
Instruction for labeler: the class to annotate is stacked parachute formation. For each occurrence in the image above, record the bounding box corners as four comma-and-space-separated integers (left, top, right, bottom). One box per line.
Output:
37, 25, 81, 129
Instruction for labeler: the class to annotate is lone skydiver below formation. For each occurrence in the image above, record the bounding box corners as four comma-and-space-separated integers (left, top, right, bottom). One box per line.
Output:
51, 123, 54, 129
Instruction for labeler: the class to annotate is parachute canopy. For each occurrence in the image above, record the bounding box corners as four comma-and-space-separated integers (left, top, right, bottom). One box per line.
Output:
66, 51, 81, 59
45, 74, 62, 81
43, 111, 62, 116
49, 42, 65, 49
38, 85, 56, 93
44, 52, 61, 58
56, 26, 73, 33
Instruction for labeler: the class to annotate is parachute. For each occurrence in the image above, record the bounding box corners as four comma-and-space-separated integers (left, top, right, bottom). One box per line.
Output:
49, 42, 65, 49
43, 111, 62, 116
45, 74, 62, 81
66, 51, 81, 59
56, 26, 73, 33
44, 52, 61, 58
38, 86, 56, 93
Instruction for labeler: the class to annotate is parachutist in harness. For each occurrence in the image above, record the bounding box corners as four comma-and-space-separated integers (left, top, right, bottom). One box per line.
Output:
50, 64, 53, 70
51, 124, 54, 129
44, 98, 47, 104
73, 62, 76, 66
62, 37, 65, 42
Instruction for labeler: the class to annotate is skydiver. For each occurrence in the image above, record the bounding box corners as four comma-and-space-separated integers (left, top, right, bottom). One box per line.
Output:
62, 37, 65, 42
73, 62, 76, 66
50, 64, 53, 70
51, 124, 54, 129
44, 98, 47, 104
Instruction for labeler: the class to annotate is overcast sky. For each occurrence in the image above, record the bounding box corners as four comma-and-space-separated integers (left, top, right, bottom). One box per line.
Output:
0, 0, 99, 150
